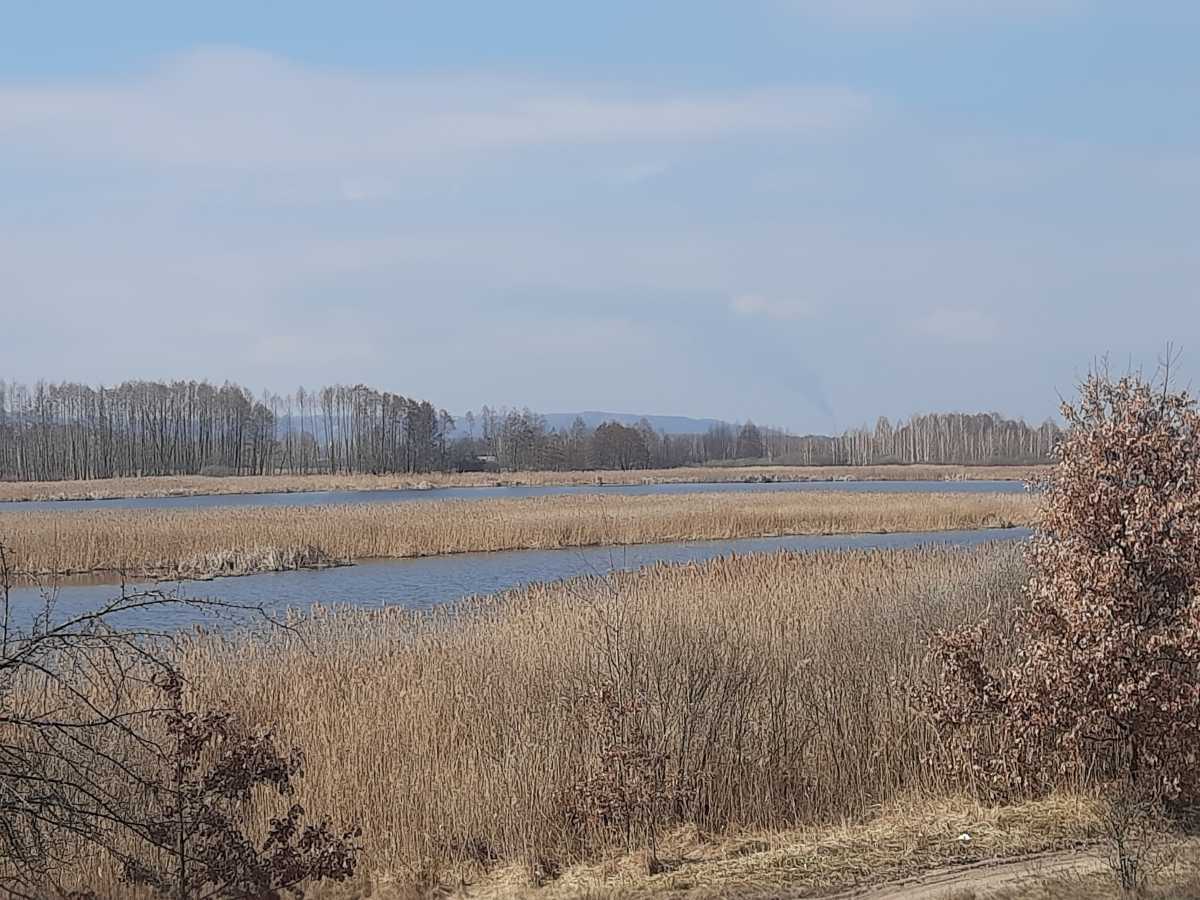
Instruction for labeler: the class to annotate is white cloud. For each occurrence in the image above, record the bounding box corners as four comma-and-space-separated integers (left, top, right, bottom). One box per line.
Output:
0, 47, 872, 169
730, 293, 815, 321
914, 307, 999, 343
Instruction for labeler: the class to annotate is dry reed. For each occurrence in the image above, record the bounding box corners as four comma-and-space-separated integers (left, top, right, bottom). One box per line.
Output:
39, 542, 1117, 897
161, 543, 1039, 892
0, 464, 1044, 503
0, 491, 1035, 578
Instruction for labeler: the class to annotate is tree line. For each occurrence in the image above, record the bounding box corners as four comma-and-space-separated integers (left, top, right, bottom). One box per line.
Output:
0, 380, 453, 481
446, 407, 1057, 471
757, 412, 1060, 467
0, 378, 1059, 482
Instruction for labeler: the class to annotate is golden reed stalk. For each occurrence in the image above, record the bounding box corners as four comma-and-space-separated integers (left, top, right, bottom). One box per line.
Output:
0, 490, 1035, 578
169, 544, 1036, 889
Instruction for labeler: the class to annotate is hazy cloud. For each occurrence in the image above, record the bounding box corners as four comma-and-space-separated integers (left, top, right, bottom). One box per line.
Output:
0, 48, 872, 169
608, 161, 672, 185
249, 332, 379, 367
914, 307, 1000, 344
730, 294, 815, 322
3, 18, 1197, 430
789, 0, 1083, 25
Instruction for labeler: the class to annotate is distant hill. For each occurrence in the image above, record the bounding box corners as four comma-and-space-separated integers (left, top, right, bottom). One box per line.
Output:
447, 410, 729, 438
284, 409, 731, 440
539, 411, 728, 435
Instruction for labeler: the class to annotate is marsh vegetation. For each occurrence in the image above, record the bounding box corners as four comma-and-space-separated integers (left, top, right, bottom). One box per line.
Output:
174, 543, 1037, 892
29, 541, 1097, 898
0, 489, 1034, 579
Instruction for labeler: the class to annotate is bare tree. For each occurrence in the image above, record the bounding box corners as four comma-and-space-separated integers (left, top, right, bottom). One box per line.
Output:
0, 376, 1060, 482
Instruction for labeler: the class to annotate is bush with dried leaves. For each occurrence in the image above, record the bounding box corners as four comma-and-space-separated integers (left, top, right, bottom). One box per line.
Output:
0, 541, 360, 899
924, 368, 1200, 802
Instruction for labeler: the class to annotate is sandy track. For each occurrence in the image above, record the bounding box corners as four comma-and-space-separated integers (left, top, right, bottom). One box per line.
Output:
810, 847, 1103, 899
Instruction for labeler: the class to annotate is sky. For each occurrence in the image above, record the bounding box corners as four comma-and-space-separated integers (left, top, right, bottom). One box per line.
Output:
3, 2, 1199, 433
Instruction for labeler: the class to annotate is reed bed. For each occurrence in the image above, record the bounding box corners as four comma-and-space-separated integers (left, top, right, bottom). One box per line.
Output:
0, 490, 1035, 578
0, 463, 1044, 503
159, 543, 1043, 893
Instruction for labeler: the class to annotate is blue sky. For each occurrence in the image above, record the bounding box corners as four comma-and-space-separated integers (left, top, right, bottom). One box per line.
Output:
3, 2, 1199, 431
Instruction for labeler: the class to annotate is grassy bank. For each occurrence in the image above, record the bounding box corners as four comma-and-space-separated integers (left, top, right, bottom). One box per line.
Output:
452, 797, 1104, 899
0, 463, 1045, 503
0, 490, 1035, 578
134, 543, 1096, 897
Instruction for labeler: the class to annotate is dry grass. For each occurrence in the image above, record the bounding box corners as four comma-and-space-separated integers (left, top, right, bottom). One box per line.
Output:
0, 464, 1045, 503
0, 490, 1036, 578
445, 796, 1104, 900
153, 542, 1049, 896
37, 542, 1125, 898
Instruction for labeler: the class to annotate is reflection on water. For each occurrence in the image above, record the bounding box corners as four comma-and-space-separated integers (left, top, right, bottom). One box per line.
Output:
8, 527, 1030, 632
4, 478, 1026, 513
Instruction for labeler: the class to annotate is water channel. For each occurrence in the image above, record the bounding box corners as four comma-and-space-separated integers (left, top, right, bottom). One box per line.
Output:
10, 526, 1030, 631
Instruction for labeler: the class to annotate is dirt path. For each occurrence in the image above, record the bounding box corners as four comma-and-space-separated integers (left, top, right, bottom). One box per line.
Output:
814, 847, 1104, 899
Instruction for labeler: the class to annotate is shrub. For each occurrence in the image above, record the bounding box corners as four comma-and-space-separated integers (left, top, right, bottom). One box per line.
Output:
121, 672, 361, 899
925, 367, 1200, 802
0, 541, 359, 899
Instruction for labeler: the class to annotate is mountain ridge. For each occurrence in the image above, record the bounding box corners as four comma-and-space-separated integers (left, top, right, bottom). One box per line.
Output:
540, 410, 728, 435
448, 410, 731, 437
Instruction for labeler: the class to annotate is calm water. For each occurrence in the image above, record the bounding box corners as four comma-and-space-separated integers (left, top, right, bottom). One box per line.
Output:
5, 478, 1026, 513
10, 527, 1030, 631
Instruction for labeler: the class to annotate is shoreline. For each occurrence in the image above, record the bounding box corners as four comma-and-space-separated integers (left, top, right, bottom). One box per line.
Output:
0, 463, 1045, 504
